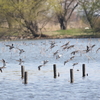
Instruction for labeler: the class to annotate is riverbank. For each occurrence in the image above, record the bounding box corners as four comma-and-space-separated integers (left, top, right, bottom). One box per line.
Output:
1, 34, 100, 41
0, 28, 100, 41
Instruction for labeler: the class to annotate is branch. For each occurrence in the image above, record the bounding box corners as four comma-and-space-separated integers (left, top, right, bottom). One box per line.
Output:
64, 0, 75, 16
66, 2, 79, 21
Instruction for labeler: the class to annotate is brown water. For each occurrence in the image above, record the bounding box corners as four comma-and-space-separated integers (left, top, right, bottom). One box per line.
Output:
0, 38, 100, 100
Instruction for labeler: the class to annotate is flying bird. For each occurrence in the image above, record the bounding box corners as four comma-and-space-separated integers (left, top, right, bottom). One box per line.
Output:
17, 48, 25, 55
5, 44, 14, 50
72, 63, 78, 66
70, 56, 75, 60
16, 58, 24, 65
0, 66, 6, 72
71, 50, 79, 55
43, 60, 49, 65
53, 50, 59, 56
96, 48, 100, 53
0, 59, 7, 66
67, 45, 74, 49
61, 41, 70, 47
38, 65, 43, 70
64, 59, 70, 65
56, 54, 62, 59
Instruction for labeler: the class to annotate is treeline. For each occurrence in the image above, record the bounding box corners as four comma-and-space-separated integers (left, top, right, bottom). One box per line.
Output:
0, 0, 100, 37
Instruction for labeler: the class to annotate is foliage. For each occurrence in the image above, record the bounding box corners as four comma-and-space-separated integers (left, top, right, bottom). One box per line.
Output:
79, 0, 100, 32
0, 0, 99, 38
0, 0, 51, 37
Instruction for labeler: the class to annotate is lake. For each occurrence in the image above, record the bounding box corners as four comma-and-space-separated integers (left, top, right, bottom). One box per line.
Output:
0, 38, 100, 100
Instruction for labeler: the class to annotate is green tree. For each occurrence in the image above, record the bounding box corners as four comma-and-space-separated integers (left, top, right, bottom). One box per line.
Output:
12, 0, 50, 37
0, 0, 15, 28
79, 0, 100, 31
0, 0, 50, 37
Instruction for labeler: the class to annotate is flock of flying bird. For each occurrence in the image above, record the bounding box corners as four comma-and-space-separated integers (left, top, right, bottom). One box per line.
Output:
37, 40, 100, 70
0, 43, 25, 72
0, 39, 100, 72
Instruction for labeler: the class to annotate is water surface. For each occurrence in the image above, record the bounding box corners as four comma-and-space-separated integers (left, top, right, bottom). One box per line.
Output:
0, 38, 100, 100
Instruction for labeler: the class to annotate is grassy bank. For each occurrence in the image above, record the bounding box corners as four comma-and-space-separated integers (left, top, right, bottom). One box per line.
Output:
0, 28, 100, 40
0, 28, 29, 37
44, 28, 100, 38
0, 28, 33, 40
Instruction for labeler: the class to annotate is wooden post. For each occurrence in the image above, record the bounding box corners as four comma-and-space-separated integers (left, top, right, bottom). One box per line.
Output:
82, 64, 85, 77
21, 65, 24, 79
24, 71, 28, 84
70, 69, 74, 83
53, 64, 57, 78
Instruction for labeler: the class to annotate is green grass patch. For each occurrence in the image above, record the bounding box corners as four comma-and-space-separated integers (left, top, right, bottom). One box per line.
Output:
50, 28, 100, 38
43, 28, 98, 38
54, 29, 82, 35
83, 29, 94, 33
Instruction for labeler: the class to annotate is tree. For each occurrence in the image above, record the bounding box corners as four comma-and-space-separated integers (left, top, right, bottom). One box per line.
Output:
11, 0, 50, 37
49, 0, 79, 30
0, 0, 50, 37
0, 0, 15, 29
79, 0, 100, 31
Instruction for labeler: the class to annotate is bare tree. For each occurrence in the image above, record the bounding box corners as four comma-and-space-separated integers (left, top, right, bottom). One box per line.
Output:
54, 0, 79, 30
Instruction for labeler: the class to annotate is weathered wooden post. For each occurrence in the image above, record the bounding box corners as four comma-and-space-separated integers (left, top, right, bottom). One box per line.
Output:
53, 64, 57, 78
21, 65, 24, 79
70, 69, 74, 83
24, 71, 28, 84
82, 64, 85, 77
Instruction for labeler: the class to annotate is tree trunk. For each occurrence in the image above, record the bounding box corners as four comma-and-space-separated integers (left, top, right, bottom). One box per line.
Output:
6, 16, 13, 29
24, 20, 40, 37
83, 7, 94, 29
87, 17, 94, 29
58, 16, 67, 30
